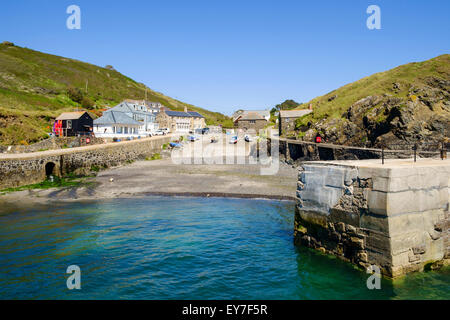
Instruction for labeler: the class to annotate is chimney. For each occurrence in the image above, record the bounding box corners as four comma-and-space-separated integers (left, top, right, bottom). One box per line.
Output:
184, 106, 188, 113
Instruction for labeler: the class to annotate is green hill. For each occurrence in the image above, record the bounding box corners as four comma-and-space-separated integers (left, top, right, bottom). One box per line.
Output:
293, 54, 450, 148
0, 42, 232, 145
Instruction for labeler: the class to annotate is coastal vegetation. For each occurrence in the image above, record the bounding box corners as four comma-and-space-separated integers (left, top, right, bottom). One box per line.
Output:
0, 174, 93, 194
146, 153, 162, 161
0, 42, 232, 145
271, 99, 301, 113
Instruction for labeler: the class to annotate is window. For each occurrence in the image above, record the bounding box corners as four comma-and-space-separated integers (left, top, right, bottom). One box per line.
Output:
67, 120, 72, 129
250, 120, 256, 124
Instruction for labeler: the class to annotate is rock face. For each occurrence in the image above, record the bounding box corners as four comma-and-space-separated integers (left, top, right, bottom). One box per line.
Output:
302, 75, 450, 150
294, 160, 450, 278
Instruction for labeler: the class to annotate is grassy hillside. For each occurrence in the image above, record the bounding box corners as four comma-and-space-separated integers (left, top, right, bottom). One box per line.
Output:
0, 42, 231, 145
292, 54, 450, 147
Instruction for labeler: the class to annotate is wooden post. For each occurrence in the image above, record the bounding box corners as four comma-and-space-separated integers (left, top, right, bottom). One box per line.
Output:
286, 141, 290, 161
413, 143, 418, 162
441, 141, 447, 160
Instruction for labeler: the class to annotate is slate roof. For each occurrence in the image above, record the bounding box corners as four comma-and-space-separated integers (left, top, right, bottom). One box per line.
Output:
105, 102, 135, 113
233, 110, 270, 122
165, 110, 192, 117
239, 112, 265, 121
105, 101, 158, 114
56, 111, 89, 121
164, 110, 205, 118
279, 109, 313, 118
93, 111, 141, 126
187, 111, 204, 118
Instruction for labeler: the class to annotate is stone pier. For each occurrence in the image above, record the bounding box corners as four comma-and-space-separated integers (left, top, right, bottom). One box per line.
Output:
294, 158, 450, 278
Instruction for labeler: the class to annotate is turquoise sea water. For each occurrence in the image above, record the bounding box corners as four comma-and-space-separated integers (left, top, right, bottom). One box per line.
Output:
0, 197, 448, 300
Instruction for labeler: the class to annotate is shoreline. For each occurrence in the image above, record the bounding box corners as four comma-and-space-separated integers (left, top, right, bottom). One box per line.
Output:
0, 190, 297, 207
0, 158, 299, 206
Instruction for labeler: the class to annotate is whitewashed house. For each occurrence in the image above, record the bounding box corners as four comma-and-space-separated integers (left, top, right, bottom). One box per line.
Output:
94, 101, 159, 138
108, 101, 159, 134
93, 111, 141, 138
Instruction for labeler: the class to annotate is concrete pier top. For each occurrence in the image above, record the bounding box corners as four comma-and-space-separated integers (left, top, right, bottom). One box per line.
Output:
305, 158, 450, 168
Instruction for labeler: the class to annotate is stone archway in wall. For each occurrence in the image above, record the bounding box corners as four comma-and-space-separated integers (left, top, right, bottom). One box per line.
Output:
45, 162, 56, 177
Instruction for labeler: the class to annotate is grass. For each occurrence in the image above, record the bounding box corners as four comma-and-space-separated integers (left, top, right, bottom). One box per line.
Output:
146, 153, 161, 161
0, 175, 93, 194
0, 43, 232, 145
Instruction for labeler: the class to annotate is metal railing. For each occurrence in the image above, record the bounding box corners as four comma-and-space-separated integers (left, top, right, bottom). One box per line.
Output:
380, 141, 448, 164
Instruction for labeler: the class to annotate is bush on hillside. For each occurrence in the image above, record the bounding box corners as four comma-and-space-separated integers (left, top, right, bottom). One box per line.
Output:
81, 96, 95, 109
67, 87, 84, 104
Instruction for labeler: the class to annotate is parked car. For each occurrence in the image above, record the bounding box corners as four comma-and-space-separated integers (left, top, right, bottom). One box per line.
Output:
169, 142, 182, 148
201, 128, 210, 135
244, 135, 253, 142
229, 136, 238, 144
188, 135, 200, 142
154, 130, 165, 136
160, 128, 170, 134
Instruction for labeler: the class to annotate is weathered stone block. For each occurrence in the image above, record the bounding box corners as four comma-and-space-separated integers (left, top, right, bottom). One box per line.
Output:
336, 222, 346, 233
412, 244, 426, 255
357, 251, 368, 263
294, 159, 450, 278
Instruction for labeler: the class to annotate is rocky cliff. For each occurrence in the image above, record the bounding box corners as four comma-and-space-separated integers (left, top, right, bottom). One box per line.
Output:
296, 55, 450, 150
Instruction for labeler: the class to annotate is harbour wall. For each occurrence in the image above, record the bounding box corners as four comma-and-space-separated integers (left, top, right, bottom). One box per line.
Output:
294, 159, 450, 278
0, 135, 172, 189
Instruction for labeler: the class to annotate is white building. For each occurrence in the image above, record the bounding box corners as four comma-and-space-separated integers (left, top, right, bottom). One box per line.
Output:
94, 101, 159, 138
93, 111, 141, 138
109, 101, 159, 134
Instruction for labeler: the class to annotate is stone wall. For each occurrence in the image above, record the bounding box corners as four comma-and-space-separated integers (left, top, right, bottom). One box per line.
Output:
0, 136, 172, 189
0, 136, 105, 154
294, 159, 450, 278
279, 117, 297, 136
237, 119, 267, 132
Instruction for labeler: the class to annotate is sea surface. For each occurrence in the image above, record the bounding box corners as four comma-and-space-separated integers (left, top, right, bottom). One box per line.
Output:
0, 197, 448, 300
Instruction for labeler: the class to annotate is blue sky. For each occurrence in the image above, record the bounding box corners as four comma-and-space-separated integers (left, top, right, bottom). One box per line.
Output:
0, 0, 449, 115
